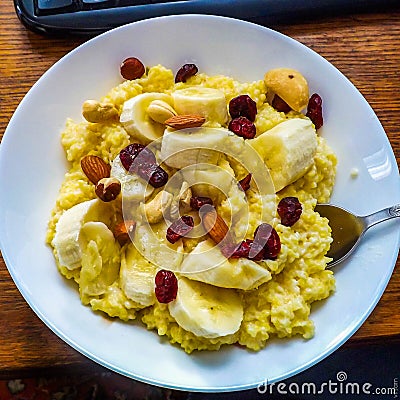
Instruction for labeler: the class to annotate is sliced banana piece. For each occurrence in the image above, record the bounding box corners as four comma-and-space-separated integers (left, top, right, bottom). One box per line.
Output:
180, 239, 271, 290
160, 127, 235, 169
133, 218, 184, 272
120, 243, 157, 307
120, 93, 173, 143
110, 155, 154, 202
52, 199, 111, 270
171, 87, 228, 125
79, 221, 120, 298
168, 277, 243, 338
249, 118, 317, 192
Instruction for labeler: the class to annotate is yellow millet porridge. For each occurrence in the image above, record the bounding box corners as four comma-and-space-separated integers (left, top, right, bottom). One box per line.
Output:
47, 63, 337, 353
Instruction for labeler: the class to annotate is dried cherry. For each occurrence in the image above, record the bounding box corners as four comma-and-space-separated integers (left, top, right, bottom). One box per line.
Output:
277, 197, 302, 226
228, 117, 256, 139
254, 223, 281, 259
155, 269, 178, 303
166, 215, 194, 244
306, 93, 323, 129
190, 196, 213, 211
175, 63, 198, 83
229, 95, 257, 122
119, 143, 168, 188
238, 173, 252, 191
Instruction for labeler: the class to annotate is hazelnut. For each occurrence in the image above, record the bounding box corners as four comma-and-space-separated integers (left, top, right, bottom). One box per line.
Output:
120, 57, 145, 80
95, 177, 121, 202
113, 220, 136, 246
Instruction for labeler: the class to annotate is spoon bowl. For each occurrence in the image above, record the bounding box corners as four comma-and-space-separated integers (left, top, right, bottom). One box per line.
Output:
315, 203, 400, 267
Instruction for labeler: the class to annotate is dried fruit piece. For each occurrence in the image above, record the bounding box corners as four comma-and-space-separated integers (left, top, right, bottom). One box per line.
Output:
113, 220, 136, 246
120, 57, 145, 80
229, 94, 257, 122
238, 173, 252, 191
277, 196, 302, 226
175, 63, 198, 83
271, 95, 292, 113
81, 155, 111, 185
166, 215, 194, 244
228, 116, 256, 139
165, 114, 205, 129
254, 223, 281, 259
190, 196, 213, 211
155, 269, 178, 303
119, 143, 168, 188
95, 177, 121, 202
306, 93, 323, 129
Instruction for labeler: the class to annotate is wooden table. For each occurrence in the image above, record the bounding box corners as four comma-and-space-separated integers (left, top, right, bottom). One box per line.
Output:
0, 3, 399, 377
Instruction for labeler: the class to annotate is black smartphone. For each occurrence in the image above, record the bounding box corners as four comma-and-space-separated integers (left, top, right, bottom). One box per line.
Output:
14, 0, 400, 36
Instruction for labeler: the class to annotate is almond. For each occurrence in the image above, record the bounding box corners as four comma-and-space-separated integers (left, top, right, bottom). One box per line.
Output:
81, 155, 111, 185
113, 220, 136, 246
165, 114, 205, 129
201, 207, 234, 245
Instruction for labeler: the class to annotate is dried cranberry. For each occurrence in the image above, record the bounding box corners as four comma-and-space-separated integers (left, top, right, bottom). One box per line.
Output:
229, 95, 257, 122
228, 117, 256, 139
254, 223, 281, 259
175, 63, 198, 83
277, 197, 302, 227
306, 93, 323, 129
166, 215, 194, 244
119, 143, 155, 171
230, 240, 251, 258
155, 269, 178, 303
238, 173, 252, 191
190, 196, 213, 211
272, 95, 292, 113
119, 144, 168, 188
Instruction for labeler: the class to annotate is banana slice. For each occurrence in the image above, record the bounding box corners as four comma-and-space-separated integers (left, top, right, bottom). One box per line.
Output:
79, 221, 120, 298
171, 87, 228, 125
133, 218, 184, 272
110, 155, 154, 202
120, 93, 173, 143
120, 243, 157, 307
168, 277, 243, 338
52, 199, 111, 270
180, 239, 271, 290
160, 127, 234, 169
249, 118, 317, 192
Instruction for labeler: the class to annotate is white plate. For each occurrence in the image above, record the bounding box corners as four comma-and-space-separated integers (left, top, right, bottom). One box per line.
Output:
0, 15, 399, 392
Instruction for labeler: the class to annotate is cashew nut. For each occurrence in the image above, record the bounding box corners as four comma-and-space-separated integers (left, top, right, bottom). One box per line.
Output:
147, 100, 177, 124
143, 190, 173, 224
82, 100, 119, 123
264, 68, 309, 112
169, 181, 192, 219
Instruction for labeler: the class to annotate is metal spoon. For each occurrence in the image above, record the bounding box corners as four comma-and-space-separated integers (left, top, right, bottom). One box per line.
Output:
314, 203, 400, 267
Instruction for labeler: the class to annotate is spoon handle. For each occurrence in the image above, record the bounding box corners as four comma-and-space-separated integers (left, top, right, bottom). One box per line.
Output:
364, 204, 400, 230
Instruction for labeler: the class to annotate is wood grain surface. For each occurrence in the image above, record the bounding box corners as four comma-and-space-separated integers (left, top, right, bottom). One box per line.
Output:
0, 4, 399, 373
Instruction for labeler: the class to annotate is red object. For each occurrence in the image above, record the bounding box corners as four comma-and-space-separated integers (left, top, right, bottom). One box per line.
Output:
306, 93, 323, 129
166, 215, 194, 244
277, 196, 303, 226
229, 94, 257, 121
228, 117, 256, 139
155, 269, 178, 303
175, 63, 198, 83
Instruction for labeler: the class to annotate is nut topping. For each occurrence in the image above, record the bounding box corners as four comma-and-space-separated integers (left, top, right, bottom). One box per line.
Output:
81, 155, 111, 185
82, 100, 119, 124
200, 206, 234, 246
113, 220, 136, 246
165, 114, 205, 129
120, 57, 145, 80
95, 177, 121, 202
147, 100, 177, 124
